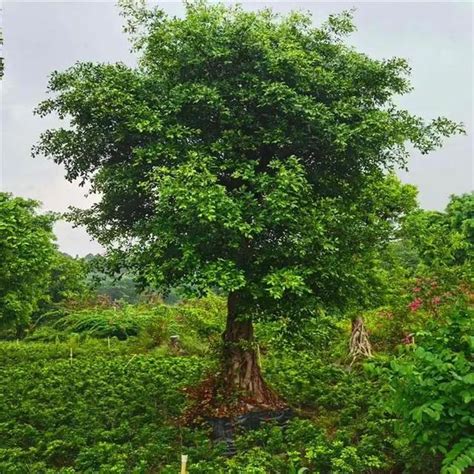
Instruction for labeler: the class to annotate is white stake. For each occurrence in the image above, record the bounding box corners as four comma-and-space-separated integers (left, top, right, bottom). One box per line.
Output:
124, 354, 137, 368
180, 454, 188, 474
107, 337, 111, 350
70, 347, 73, 365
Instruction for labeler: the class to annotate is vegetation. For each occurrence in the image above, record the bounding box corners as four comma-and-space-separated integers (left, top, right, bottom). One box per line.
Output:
0, 194, 91, 337
0, 193, 57, 333
1, 2, 472, 472
389, 302, 474, 474
1, 192, 472, 471
1, 285, 472, 472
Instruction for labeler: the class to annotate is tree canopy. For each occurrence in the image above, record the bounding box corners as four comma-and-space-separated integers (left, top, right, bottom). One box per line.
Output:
46, 252, 89, 306
34, 3, 461, 313
405, 193, 473, 270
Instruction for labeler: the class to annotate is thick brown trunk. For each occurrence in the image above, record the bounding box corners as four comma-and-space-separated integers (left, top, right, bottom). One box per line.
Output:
182, 291, 284, 421
222, 291, 282, 409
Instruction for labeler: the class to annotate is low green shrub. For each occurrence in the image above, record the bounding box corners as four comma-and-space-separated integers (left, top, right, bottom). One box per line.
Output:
1, 293, 471, 472
226, 419, 388, 473
0, 342, 214, 472
0, 335, 397, 473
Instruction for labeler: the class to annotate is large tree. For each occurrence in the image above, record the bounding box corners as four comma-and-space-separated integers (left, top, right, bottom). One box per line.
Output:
43, 252, 89, 307
35, 2, 461, 412
396, 192, 474, 294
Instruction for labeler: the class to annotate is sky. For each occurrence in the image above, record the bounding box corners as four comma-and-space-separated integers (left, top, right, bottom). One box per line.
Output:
1, 1, 473, 256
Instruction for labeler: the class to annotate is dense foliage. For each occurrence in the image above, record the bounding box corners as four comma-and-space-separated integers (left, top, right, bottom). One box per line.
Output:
388, 302, 474, 474
0, 343, 210, 473
0, 193, 57, 332
35, 2, 461, 313
0, 193, 94, 336
47, 253, 89, 306
1, 291, 472, 472
401, 193, 473, 289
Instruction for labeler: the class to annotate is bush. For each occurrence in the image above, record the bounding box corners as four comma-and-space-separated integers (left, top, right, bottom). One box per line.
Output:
227, 419, 387, 473
387, 302, 474, 473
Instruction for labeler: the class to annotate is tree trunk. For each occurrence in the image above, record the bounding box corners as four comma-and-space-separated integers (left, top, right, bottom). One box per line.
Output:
182, 291, 284, 421
15, 325, 26, 340
221, 291, 282, 409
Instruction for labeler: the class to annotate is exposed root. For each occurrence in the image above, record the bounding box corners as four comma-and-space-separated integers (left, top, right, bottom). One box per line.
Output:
182, 370, 286, 424
349, 316, 373, 366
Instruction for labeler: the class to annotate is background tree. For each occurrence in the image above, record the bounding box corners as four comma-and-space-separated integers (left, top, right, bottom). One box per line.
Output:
0, 193, 57, 334
35, 2, 462, 412
403, 193, 473, 275
84, 254, 141, 304
45, 252, 89, 305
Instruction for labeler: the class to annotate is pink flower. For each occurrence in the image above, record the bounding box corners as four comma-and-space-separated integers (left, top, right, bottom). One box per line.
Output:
409, 298, 422, 312
413, 287, 421, 293
432, 296, 441, 305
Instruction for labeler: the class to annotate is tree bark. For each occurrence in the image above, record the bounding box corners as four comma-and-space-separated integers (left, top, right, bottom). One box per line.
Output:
221, 291, 282, 409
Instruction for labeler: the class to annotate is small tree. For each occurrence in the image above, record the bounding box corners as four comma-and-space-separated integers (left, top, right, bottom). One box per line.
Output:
0, 193, 57, 333
35, 3, 461, 412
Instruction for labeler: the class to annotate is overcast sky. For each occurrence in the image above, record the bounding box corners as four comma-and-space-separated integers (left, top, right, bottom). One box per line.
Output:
1, 1, 473, 256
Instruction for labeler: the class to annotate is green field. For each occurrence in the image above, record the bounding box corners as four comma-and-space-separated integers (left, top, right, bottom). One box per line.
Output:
1, 296, 472, 473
